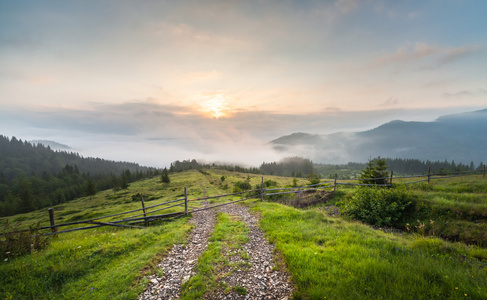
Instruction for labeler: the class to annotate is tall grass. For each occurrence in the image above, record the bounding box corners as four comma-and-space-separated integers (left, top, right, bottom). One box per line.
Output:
253, 202, 487, 299
1, 218, 190, 299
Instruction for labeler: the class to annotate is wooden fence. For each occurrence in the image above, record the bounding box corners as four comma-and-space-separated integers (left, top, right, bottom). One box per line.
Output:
2, 166, 485, 237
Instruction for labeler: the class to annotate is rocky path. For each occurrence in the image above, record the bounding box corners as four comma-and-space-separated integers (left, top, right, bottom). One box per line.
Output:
213, 204, 293, 299
138, 204, 216, 300
138, 203, 293, 299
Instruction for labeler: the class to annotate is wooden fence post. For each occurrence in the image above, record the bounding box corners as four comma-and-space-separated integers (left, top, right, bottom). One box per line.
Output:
390, 170, 394, 186
483, 164, 486, 179
427, 167, 431, 184
184, 186, 188, 214
334, 174, 337, 192
261, 176, 264, 201
48, 208, 57, 233
140, 196, 148, 226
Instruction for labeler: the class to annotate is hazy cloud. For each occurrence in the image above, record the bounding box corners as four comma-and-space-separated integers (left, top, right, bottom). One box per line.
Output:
371, 43, 478, 69
335, 0, 359, 14
443, 89, 487, 99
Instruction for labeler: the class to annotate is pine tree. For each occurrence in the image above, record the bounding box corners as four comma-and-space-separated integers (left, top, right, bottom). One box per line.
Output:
360, 157, 389, 185
120, 174, 129, 189
161, 168, 170, 184
85, 177, 97, 199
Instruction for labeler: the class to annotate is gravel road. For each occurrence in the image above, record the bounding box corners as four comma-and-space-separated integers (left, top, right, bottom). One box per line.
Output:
138, 202, 293, 299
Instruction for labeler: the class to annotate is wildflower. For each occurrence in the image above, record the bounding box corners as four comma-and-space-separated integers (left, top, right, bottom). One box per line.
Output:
5, 251, 10, 255
456, 287, 459, 290
77, 246, 81, 249
4, 258, 7, 262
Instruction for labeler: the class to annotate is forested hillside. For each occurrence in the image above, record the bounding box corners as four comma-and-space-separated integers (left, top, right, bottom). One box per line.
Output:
0, 135, 160, 216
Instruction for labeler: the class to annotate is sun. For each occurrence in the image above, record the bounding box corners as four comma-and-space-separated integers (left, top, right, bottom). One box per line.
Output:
201, 96, 228, 118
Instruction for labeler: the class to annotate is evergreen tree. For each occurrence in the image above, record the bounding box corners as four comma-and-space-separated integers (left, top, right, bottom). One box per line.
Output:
360, 157, 389, 185
120, 174, 129, 190
85, 177, 97, 199
161, 168, 170, 184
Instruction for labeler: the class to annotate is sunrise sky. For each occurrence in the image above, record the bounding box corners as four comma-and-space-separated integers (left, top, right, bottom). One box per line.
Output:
1, 0, 486, 167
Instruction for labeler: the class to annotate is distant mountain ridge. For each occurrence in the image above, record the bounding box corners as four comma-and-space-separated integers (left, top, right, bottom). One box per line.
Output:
271, 109, 487, 164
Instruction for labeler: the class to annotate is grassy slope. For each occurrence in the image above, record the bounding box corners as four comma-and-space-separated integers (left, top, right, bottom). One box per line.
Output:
253, 201, 487, 299
0, 170, 301, 299
2, 171, 487, 299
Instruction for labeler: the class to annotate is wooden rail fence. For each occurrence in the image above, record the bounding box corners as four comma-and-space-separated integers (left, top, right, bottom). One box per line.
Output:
2, 166, 485, 237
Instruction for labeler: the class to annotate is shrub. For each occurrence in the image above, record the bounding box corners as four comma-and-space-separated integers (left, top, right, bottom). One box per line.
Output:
233, 181, 252, 191
342, 186, 413, 227
264, 179, 279, 188
1, 220, 49, 259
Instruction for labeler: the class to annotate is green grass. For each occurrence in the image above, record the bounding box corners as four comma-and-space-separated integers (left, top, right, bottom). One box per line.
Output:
2, 171, 487, 299
1, 218, 191, 299
0, 169, 295, 299
180, 212, 250, 299
252, 201, 487, 299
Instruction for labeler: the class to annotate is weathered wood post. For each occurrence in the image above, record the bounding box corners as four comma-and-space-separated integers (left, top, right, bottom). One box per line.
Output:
140, 196, 148, 226
483, 164, 486, 179
261, 176, 264, 201
184, 186, 188, 215
390, 170, 394, 186
334, 174, 337, 192
48, 208, 57, 233
427, 167, 431, 184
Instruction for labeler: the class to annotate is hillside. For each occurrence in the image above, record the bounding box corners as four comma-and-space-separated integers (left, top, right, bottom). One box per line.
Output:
0, 135, 160, 216
1, 169, 487, 299
271, 109, 487, 164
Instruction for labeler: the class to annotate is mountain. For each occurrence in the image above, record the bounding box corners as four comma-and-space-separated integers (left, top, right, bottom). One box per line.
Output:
270, 109, 487, 164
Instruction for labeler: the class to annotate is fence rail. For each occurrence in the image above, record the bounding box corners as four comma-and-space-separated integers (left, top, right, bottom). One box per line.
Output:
2, 166, 485, 237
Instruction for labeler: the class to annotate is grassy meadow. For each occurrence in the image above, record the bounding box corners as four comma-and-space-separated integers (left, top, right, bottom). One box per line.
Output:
1, 169, 487, 299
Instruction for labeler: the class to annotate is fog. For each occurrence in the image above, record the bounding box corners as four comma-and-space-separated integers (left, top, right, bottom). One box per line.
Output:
0, 102, 481, 168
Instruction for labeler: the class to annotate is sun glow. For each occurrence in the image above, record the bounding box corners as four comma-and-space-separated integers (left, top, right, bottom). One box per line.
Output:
201, 96, 229, 118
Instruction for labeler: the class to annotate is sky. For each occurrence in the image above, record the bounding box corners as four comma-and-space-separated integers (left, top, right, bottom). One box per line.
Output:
1, 0, 486, 167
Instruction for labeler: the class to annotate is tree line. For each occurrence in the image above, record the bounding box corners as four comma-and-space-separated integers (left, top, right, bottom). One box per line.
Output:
170, 156, 483, 182
0, 135, 160, 217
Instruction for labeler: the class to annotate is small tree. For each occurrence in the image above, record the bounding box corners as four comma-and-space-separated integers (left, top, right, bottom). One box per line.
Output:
120, 174, 129, 190
161, 167, 170, 184
307, 170, 320, 185
360, 157, 389, 185
85, 177, 97, 199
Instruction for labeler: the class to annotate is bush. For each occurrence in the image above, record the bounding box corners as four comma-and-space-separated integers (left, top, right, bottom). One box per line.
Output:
264, 179, 279, 188
342, 186, 413, 227
1, 221, 49, 260
233, 181, 252, 191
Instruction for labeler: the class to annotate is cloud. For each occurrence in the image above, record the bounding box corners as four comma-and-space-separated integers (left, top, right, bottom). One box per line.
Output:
443, 89, 487, 99
439, 46, 477, 64
371, 43, 478, 69
334, 0, 359, 14
380, 97, 400, 107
